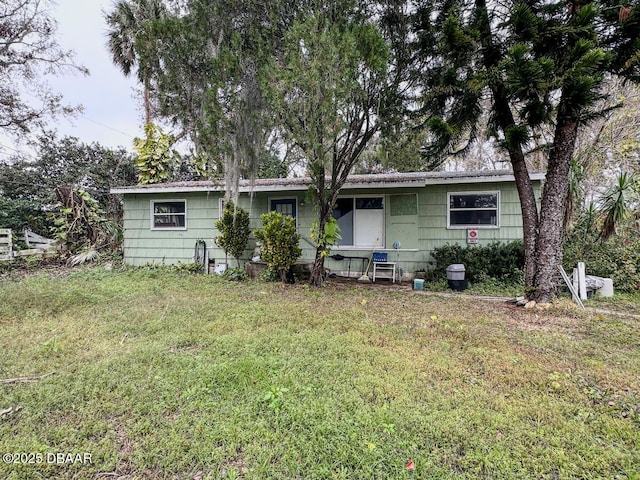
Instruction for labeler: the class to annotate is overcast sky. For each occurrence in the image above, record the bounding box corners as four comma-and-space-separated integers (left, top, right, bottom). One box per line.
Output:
49, 0, 142, 149
0, 1, 142, 159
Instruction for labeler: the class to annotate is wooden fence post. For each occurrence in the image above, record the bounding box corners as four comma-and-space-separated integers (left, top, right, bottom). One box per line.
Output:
0, 229, 13, 260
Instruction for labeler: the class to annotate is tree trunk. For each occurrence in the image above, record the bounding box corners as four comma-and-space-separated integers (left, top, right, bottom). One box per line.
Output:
530, 117, 579, 302
490, 92, 540, 290
144, 77, 152, 126
309, 246, 327, 287
309, 210, 330, 287
474, 0, 540, 290
509, 149, 540, 288
474, 0, 587, 302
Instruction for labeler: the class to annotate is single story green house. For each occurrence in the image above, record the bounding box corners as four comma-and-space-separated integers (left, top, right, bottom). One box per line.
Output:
110, 170, 544, 279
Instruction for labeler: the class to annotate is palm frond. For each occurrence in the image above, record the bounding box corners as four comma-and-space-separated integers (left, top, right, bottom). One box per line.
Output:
68, 248, 99, 267
600, 172, 638, 240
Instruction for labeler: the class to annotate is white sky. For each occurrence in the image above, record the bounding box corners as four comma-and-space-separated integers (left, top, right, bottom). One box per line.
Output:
50, 1, 142, 148
0, 0, 143, 159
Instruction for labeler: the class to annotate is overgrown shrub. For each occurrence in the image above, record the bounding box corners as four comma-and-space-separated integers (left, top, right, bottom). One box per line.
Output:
0, 197, 53, 242
173, 262, 204, 274
564, 232, 640, 292
254, 211, 302, 282
133, 123, 179, 184
426, 241, 525, 283
259, 268, 281, 282
52, 186, 119, 255
221, 267, 247, 282
215, 201, 251, 267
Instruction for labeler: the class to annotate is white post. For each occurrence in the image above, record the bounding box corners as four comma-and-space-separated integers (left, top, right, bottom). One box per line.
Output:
598, 278, 614, 297
572, 267, 579, 297
578, 262, 587, 300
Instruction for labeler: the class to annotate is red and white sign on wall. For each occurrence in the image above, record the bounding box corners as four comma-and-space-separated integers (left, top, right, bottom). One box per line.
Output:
467, 228, 479, 244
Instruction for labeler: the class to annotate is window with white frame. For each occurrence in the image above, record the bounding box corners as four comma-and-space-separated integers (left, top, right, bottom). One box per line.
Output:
448, 192, 499, 228
333, 196, 384, 247
151, 200, 186, 229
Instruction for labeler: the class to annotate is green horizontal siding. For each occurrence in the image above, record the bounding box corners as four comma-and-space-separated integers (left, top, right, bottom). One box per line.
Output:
124, 193, 208, 266
120, 180, 542, 275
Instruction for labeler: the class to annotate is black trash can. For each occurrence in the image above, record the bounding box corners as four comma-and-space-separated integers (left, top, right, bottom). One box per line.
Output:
446, 264, 468, 291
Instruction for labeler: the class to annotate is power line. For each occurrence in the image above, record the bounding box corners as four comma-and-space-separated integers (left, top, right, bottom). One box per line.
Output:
0, 115, 137, 162
19, 89, 139, 141
0, 141, 27, 155
80, 115, 137, 139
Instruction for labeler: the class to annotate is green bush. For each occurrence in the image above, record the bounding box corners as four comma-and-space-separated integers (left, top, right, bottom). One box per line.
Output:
254, 211, 302, 282
173, 262, 204, 274
0, 197, 52, 242
563, 233, 640, 292
221, 267, 247, 282
259, 268, 281, 282
215, 201, 251, 267
426, 241, 525, 283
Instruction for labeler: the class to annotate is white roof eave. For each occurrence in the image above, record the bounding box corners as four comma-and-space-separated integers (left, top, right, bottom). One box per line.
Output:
109, 172, 545, 195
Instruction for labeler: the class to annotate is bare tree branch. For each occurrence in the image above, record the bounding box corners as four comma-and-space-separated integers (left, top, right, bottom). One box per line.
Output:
0, 0, 87, 137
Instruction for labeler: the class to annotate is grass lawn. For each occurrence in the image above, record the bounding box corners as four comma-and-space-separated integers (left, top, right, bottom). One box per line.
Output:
1, 269, 639, 479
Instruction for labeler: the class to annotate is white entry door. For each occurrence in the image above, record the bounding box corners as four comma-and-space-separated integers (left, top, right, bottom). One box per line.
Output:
354, 197, 384, 248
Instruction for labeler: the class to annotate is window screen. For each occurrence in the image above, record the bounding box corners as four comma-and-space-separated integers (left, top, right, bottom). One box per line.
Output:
152, 201, 186, 229
448, 193, 498, 227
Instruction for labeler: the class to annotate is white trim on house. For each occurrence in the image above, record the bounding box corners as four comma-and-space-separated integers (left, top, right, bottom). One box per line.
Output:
150, 199, 188, 231
446, 191, 500, 229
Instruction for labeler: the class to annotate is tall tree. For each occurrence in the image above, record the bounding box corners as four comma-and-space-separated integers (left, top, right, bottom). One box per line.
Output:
104, 0, 409, 285
105, 0, 166, 125
104, 0, 407, 200
0, 0, 87, 137
267, 1, 409, 286
414, 0, 640, 302
118, 0, 280, 191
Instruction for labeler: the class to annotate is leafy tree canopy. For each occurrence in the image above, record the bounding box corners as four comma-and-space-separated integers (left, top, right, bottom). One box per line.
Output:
110, 0, 281, 192
265, 0, 410, 285
0, 133, 137, 224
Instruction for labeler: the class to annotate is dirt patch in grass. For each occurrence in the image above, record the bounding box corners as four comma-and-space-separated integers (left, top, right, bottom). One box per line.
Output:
108, 420, 135, 477
219, 451, 248, 478
501, 302, 585, 332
